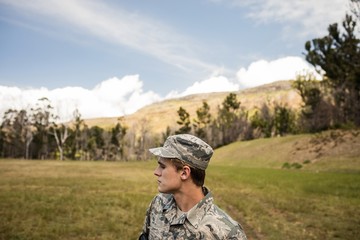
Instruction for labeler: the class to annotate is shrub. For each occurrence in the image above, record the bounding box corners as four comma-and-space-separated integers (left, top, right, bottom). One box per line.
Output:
282, 162, 291, 169
282, 162, 303, 169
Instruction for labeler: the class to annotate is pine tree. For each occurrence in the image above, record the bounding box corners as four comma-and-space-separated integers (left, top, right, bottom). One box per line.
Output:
305, 14, 360, 126
175, 107, 191, 134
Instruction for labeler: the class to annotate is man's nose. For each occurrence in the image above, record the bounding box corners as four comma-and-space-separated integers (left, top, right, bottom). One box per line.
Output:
154, 166, 161, 176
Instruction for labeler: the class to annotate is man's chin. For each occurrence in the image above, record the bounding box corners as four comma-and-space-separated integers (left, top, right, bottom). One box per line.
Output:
158, 188, 166, 193
158, 187, 171, 194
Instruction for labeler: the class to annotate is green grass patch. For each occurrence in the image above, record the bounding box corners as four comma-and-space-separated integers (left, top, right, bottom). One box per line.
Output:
207, 166, 360, 240
0, 160, 157, 240
1, 148, 359, 240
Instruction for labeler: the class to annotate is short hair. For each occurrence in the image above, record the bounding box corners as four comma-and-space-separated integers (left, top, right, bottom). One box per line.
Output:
170, 158, 206, 187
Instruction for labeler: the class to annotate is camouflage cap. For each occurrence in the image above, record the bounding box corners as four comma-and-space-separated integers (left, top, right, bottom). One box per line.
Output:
149, 134, 213, 170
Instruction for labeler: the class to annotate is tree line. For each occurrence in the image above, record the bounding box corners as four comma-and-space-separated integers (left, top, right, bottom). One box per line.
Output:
1, 6, 359, 161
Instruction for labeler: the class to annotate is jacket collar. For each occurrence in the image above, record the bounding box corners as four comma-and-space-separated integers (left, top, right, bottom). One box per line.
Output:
162, 187, 213, 228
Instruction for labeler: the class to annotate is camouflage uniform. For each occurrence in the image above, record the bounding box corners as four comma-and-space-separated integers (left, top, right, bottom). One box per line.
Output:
140, 187, 247, 240
141, 134, 247, 239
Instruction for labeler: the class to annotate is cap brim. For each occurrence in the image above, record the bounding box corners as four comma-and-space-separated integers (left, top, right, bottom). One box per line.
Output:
149, 147, 176, 159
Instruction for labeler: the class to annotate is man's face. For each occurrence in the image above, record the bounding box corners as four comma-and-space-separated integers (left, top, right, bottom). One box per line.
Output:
154, 157, 182, 193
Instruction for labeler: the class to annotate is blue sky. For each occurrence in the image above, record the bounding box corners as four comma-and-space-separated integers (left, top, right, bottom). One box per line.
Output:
0, 0, 350, 121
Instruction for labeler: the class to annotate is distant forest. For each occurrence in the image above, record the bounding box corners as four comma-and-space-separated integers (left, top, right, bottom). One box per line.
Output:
1, 7, 359, 161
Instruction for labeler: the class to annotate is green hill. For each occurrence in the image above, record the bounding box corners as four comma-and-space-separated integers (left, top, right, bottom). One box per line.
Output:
210, 129, 360, 172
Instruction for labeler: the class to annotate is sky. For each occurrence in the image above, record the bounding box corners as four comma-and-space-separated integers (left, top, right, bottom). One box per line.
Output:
0, 0, 351, 122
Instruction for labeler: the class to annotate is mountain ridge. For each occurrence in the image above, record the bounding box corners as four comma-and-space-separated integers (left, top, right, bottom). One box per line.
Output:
83, 80, 302, 135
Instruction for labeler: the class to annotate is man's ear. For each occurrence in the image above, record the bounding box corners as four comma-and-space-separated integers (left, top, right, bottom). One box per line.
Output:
180, 166, 191, 180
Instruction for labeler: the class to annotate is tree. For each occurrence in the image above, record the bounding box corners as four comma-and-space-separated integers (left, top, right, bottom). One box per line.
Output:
162, 126, 172, 143
216, 93, 246, 146
102, 129, 112, 161
24, 120, 33, 159
1, 109, 27, 158
222, 93, 240, 112
110, 121, 127, 160
87, 125, 105, 160
134, 118, 151, 161
73, 109, 86, 160
273, 104, 296, 136
250, 102, 274, 138
193, 101, 212, 140
292, 73, 333, 132
0, 124, 4, 158
175, 107, 191, 134
51, 123, 69, 161
304, 14, 360, 126
31, 98, 56, 159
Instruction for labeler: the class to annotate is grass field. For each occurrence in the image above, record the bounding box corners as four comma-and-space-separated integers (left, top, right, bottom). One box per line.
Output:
1, 134, 360, 239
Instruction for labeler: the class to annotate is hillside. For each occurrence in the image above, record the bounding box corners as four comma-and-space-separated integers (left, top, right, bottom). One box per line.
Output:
84, 80, 302, 135
211, 129, 360, 172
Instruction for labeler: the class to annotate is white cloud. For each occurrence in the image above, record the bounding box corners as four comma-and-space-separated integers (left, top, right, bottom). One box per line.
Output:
217, 0, 347, 38
0, 75, 161, 122
236, 56, 318, 88
184, 76, 239, 95
1, 73, 241, 123
166, 75, 239, 99
93, 76, 143, 103
166, 56, 317, 98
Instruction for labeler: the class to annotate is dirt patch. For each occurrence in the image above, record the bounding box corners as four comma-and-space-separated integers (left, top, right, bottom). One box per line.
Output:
290, 130, 360, 163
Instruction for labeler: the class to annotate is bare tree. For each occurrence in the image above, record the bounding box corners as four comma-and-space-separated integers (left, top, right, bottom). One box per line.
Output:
23, 117, 33, 159
51, 123, 69, 161
73, 109, 86, 160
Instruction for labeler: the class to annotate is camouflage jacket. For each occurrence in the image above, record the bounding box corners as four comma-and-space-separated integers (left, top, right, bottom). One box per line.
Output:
140, 188, 247, 239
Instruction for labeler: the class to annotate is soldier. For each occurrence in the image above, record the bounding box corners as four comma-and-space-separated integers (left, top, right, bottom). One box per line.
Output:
139, 134, 247, 239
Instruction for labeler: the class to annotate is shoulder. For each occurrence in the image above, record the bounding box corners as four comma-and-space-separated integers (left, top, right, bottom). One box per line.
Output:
148, 193, 174, 212
150, 193, 173, 205
201, 204, 247, 239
